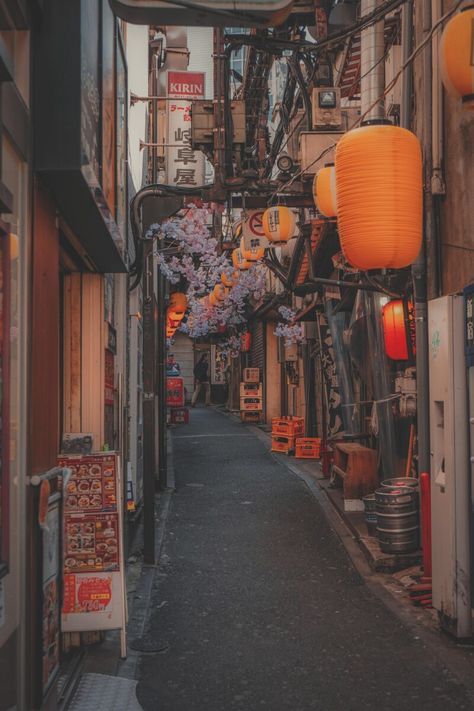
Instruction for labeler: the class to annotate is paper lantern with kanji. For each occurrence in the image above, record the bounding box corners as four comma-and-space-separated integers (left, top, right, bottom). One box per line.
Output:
239, 236, 265, 262
232, 248, 250, 271
168, 292, 188, 320
313, 165, 337, 218
213, 283, 229, 301
382, 299, 411, 360
440, 6, 474, 110
335, 124, 422, 269
262, 206, 296, 243
221, 270, 239, 288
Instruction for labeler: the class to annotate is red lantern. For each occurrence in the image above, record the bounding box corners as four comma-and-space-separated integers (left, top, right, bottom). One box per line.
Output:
241, 332, 251, 352
382, 300, 414, 360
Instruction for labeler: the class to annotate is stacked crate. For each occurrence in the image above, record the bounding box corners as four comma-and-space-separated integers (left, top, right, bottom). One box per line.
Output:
240, 368, 262, 423
295, 437, 321, 459
271, 416, 304, 454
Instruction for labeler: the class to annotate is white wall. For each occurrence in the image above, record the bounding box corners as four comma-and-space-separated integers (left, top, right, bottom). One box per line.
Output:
126, 23, 149, 192
186, 27, 214, 99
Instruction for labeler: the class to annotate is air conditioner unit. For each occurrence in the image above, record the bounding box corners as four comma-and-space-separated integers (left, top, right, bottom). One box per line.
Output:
385, 44, 402, 117
298, 131, 344, 178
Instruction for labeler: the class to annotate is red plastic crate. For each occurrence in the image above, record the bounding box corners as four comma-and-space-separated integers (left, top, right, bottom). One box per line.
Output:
170, 407, 189, 424
295, 437, 321, 459
272, 416, 304, 437
271, 435, 295, 454
240, 396, 263, 412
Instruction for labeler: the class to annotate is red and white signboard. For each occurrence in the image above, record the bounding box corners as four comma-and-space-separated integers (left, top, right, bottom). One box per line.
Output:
166, 71, 206, 188
242, 209, 269, 250
167, 70, 205, 99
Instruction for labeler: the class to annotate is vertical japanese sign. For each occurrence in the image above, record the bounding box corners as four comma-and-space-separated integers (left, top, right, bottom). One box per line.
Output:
166, 71, 205, 188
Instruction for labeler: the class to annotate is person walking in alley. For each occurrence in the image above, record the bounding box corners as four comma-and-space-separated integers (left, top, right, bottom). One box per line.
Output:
191, 352, 211, 406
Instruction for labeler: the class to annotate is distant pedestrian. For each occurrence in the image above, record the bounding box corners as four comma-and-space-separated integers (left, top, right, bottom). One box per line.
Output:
191, 353, 211, 407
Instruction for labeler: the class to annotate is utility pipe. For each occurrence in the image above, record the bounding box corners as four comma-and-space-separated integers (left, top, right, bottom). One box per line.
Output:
360, 0, 385, 121
431, 0, 445, 198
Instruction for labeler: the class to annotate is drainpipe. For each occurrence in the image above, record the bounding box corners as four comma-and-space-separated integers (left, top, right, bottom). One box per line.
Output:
408, 0, 432, 475
360, 0, 385, 121
431, 0, 445, 295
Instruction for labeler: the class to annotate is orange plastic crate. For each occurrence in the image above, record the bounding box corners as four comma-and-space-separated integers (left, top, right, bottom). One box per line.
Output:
271, 435, 295, 454
243, 367, 260, 383
295, 437, 321, 459
272, 416, 304, 437
240, 411, 262, 423
240, 396, 263, 412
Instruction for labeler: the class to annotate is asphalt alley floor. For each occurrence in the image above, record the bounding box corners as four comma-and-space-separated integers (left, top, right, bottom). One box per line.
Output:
135, 407, 474, 711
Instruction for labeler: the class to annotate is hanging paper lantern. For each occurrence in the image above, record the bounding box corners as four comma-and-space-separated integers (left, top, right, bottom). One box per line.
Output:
241, 331, 251, 352
313, 165, 337, 218
209, 292, 219, 307
232, 248, 250, 271
382, 300, 413, 360
213, 283, 229, 301
168, 292, 188, 320
167, 316, 181, 329
262, 206, 296, 243
439, 6, 474, 109
335, 124, 422, 270
221, 270, 239, 288
239, 236, 265, 262
166, 326, 176, 338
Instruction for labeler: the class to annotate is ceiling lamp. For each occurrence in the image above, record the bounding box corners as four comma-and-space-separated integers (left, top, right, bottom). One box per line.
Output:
221, 270, 239, 288
382, 300, 412, 360
313, 165, 337, 218
335, 124, 422, 270
239, 236, 265, 262
262, 206, 296, 244
440, 6, 474, 109
232, 248, 251, 270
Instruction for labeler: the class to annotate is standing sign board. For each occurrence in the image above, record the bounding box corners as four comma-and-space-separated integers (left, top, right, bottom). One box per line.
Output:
166, 71, 205, 188
57, 453, 126, 645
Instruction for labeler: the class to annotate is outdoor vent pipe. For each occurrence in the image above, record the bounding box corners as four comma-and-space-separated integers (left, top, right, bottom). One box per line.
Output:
360, 0, 385, 121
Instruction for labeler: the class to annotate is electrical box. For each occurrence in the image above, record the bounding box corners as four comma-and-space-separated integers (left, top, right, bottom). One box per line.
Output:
285, 343, 299, 362
385, 44, 402, 117
428, 295, 471, 638
191, 100, 246, 147
311, 87, 342, 129
298, 131, 344, 178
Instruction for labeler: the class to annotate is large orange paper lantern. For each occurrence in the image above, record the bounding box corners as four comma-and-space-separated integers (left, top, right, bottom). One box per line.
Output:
213, 283, 229, 301
262, 206, 296, 243
313, 165, 337, 218
221, 270, 239, 288
382, 300, 412, 360
232, 248, 250, 271
335, 124, 422, 270
239, 236, 265, 262
440, 7, 474, 110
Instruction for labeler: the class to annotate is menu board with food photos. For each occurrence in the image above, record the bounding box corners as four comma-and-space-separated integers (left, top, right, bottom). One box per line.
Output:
58, 454, 126, 644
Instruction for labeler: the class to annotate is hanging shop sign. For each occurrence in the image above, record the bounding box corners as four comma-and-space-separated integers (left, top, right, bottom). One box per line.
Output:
242, 210, 270, 250
317, 312, 344, 437
57, 453, 126, 645
166, 71, 206, 188
211, 345, 229, 385
166, 377, 185, 407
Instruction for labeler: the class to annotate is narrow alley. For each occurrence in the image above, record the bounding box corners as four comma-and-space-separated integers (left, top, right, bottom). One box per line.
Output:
136, 408, 472, 711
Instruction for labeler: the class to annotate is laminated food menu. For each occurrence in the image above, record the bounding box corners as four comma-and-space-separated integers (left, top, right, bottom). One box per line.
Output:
58, 453, 126, 641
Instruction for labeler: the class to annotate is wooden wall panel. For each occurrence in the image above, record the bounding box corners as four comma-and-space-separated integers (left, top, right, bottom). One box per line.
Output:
30, 181, 59, 473
63, 273, 82, 432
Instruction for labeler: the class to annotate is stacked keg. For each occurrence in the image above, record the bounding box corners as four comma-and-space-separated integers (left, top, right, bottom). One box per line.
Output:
375, 477, 419, 554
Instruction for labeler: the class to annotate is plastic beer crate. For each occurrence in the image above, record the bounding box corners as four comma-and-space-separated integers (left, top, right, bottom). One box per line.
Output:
271, 434, 295, 454
272, 416, 304, 437
295, 437, 321, 459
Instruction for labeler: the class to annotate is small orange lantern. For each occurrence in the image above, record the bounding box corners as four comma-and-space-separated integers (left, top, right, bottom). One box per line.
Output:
167, 316, 181, 329
313, 165, 337, 218
209, 292, 219, 307
213, 283, 229, 301
168, 292, 188, 320
335, 124, 422, 270
440, 6, 474, 110
262, 206, 296, 243
221, 270, 239, 288
239, 236, 265, 262
382, 300, 413, 360
166, 326, 177, 338
232, 248, 250, 271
